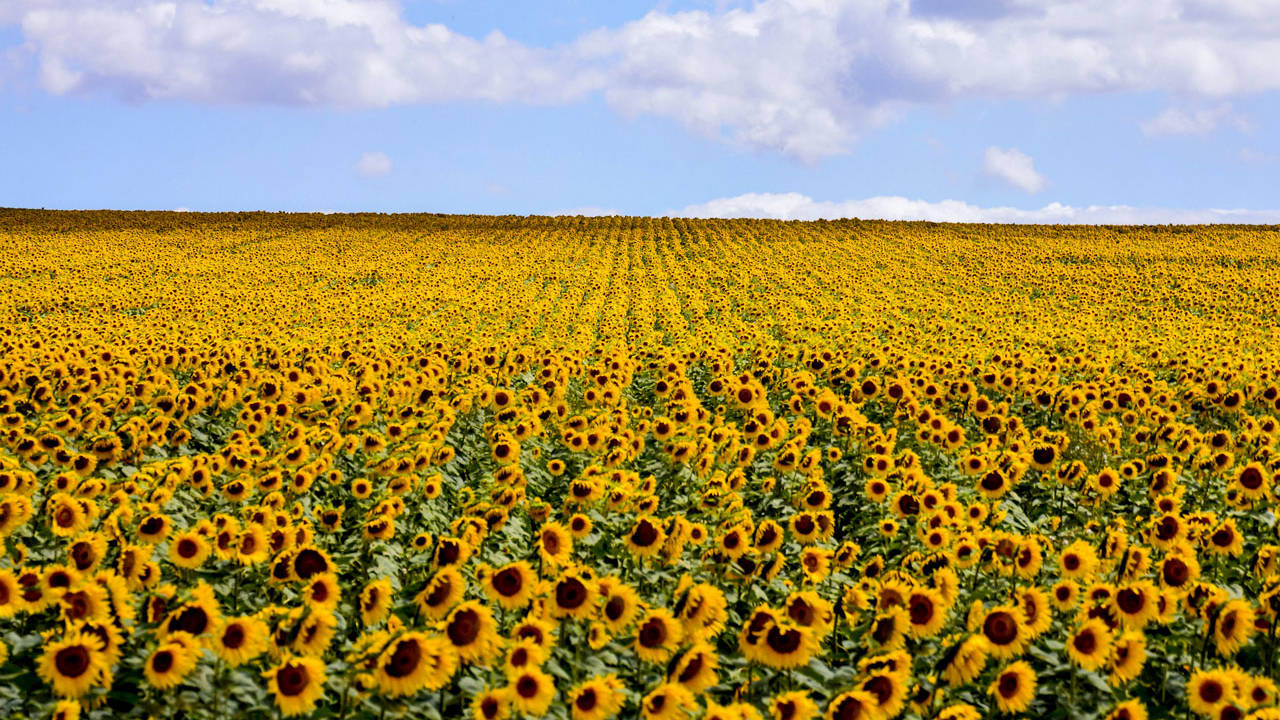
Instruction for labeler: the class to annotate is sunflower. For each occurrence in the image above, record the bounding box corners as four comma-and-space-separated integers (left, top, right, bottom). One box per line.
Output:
941, 634, 989, 687
988, 661, 1037, 714
824, 690, 881, 720
674, 582, 729, 641
67, 532, 108, 572
511, 615, 557, 651
137, 513, 171, 544
634, 608, 684, 663
588, 621, 611, 650
144, 640, 198, 690
73, 619, 124, 666
58, 583, 111, 625
936, 703, 982, 720
1066, 618, 1114, 670
1206, 519, 1244, 557
759, 620, 818, 670
861, 669, 908, 718
1212, 599, 1255, 657
538, 522, 573, 567
213, 615, 269, 666
48, 494, 89, 538
626, 516, 667, 558
38, 632, 110, 697
668, 642, 719, 692
265, 654, 327, 717
361, 578, 395, 625
51, 700, 81, 720
641, 683, 697, 720
568, 675, 626, 720
374, 632, 449, 697
905, 586, 948, 638
164, 587, 222, 638
1111, 580, 1158, 628
416, 567, 465, 620
503, 641, 546, 676
507, 666, 556, 716
869, 607, 909, 650
549, 570, 597, 620
168, 530, 210, 569
785, 590, 835, 637
771, 691, 819, 720
472, 687, 510, 720
484, 561, 536, 610
1103, 700, 1148, 720
445, 601, 502, 665
290, 609, 336, 656
1108, 631, 1146, 685
304, 573, 342, 612
1187, 669, 1235, 716
1059, 540, 1099, 580
1050, 579, 1080, 611
980, 605, 1027, 659
1158, 553, 1200, 590
235, 525, 270, 565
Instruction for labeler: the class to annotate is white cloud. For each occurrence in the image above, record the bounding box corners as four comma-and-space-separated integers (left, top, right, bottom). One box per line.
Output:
1140, 103, 1250, 136
355, 151, 392, 177
8, 0, 1280, 157
677, 191, 1280, 224
983, 146, 1046, 193
7, 0, 598, 106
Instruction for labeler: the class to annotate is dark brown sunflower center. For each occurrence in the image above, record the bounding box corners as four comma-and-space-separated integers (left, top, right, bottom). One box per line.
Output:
1073, 630, 1097, 654
909, 596, 934, 625
55, 645, 91, 678
555, 579, 587, 610
222, 624, 246, 649
766, 626, 803, 654
494, 568, 523, 596
516, 676, 540, 699
170, 606, 209, 635
293, 549, 328, 579
576, 688, 598, 711
448, 610, 480, 646
677, 654, 704, 682
385, 639, 423, 678
277, 664, 311, 696
177, 539, 199, 559
984, 612, 1017, 645
631, 521, 659, 547
998, 673, 1021, 698
152, 650, 175, 673
638, 619, 668, 648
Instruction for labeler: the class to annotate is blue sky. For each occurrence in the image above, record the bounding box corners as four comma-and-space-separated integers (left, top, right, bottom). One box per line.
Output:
3, 0, 1280, 222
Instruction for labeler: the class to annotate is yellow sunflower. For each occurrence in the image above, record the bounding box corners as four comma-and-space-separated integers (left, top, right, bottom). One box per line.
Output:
444, 601, 503, 665
634, 608, 684, 663
265, 654, 327, 717
568, 675, 626, 720
144, 641, 198, 690
38, 632, 110, 697
988, 661, 1037, 714
213, 615, 269, 667
507, 666, 556, 716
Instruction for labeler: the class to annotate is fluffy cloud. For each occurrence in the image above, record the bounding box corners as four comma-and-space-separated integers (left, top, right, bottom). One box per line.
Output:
355, 151, 392, 177
8, 0, 1280, 157
983, 146, 1046, 193
677, 191, 1280, 224
1140, 103, 1250, 136
9, 0, 597, 106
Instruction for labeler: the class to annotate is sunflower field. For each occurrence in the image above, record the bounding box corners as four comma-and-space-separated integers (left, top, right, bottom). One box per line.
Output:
0, 209, 1278, 720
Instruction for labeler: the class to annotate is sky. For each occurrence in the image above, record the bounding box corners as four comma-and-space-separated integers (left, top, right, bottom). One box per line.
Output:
3, 0, 1280, 222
